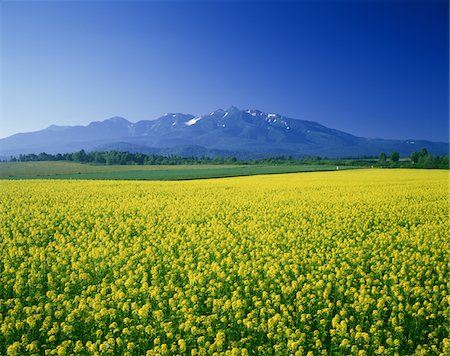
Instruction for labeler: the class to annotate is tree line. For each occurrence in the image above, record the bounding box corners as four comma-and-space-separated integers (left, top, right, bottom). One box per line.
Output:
11, 150, 239, 165
378, 148, 448, 168
8, 148, 449, 168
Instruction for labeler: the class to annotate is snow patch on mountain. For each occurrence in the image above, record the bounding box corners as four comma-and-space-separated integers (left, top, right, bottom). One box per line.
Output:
185, 117, 203, 126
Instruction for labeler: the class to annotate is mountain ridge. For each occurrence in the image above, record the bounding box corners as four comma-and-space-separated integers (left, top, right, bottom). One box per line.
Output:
1, 107, 448, 159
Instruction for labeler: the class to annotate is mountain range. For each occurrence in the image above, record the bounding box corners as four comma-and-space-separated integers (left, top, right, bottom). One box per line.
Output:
1, 106, 448, 159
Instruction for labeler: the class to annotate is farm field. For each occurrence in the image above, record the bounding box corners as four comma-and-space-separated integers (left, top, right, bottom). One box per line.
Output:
0, 161, 353, 180
0, 169, 448, 355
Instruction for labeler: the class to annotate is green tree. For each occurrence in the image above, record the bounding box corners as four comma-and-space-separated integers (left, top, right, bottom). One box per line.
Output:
390, 151, 399, 163
419, 147, 429, 159
379, 152, 387, 163
72, 149, 87, 162
410, 151, 419, 163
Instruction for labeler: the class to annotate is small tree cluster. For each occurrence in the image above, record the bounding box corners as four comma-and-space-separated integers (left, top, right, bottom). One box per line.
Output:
409, 148, 448, 168
378, 148, 449, 168
378, 151, 399, 163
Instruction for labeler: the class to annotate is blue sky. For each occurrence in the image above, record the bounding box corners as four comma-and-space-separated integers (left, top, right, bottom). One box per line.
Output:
1, 0, 448, 142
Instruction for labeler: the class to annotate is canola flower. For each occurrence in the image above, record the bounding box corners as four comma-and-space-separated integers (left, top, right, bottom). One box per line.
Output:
0, 169, 448, 355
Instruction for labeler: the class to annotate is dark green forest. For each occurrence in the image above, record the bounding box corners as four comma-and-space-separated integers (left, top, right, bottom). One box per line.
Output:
7, 148, 449, 169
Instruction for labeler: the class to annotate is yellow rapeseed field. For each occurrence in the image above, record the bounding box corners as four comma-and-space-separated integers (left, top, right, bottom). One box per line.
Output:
0, 169, 448, 355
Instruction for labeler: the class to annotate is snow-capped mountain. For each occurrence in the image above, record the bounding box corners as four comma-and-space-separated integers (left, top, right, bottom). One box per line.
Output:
0, 107, 447, 158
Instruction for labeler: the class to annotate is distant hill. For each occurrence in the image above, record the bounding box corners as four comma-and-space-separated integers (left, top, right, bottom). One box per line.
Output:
1, 107, 448, 158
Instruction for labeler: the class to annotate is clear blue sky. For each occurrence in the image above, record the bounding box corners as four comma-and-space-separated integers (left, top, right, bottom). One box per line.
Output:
1, 0, 448, 142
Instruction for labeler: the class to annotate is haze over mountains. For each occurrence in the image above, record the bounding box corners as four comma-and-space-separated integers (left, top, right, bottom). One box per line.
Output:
1, 107, 447, 159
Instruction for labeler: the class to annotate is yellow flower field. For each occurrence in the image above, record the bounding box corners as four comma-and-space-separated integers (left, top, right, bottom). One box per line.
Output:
0, 169, 448, 355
